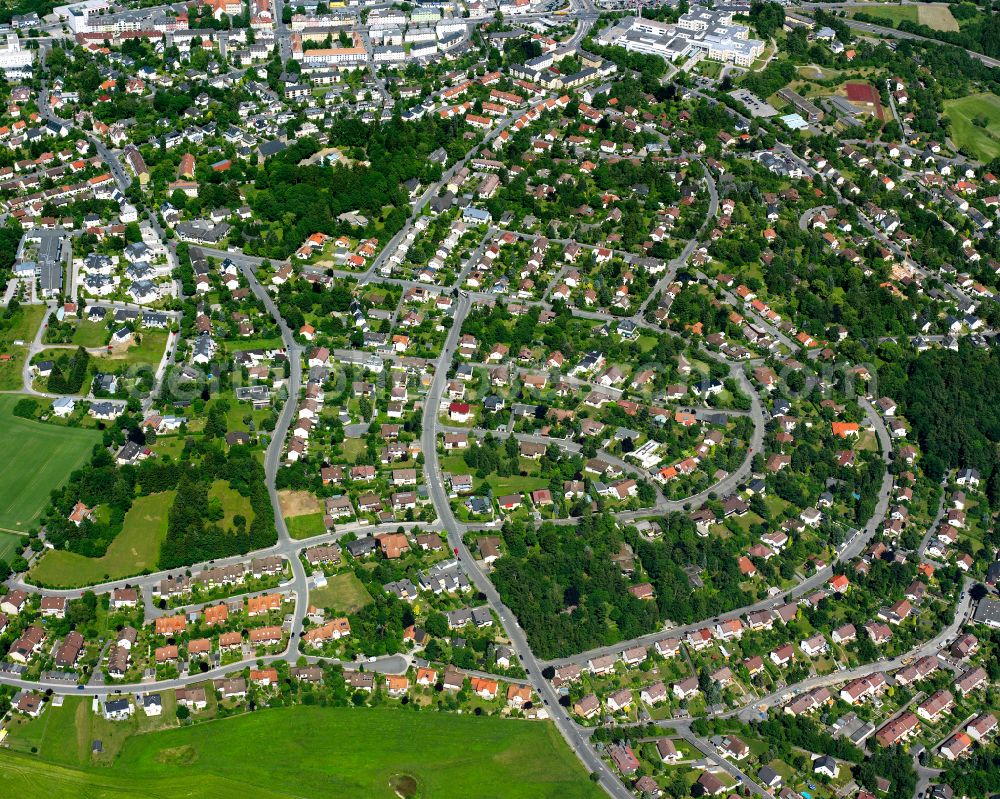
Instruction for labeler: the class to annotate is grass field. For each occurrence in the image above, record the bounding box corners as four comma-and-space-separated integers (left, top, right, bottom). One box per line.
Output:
286, 512, 326, 539
279, 490, 325, 539
2, 304, 47, 343
0, 395, 101, 534
0, 305, 46, 391
209, 480, 254, 530
918, 3, 959, 30
107, 329, 169, 366
0, 530, 25, 561
310, 571, 372, 613
849, 3, 957, 32
70, 321, 110, 348
28, 491, 175, 587
0, 703, 603, 799
224, 336, 284, 352
483, 474, 549, 496
944, 92, 1000, 162
850, 5, 917, 24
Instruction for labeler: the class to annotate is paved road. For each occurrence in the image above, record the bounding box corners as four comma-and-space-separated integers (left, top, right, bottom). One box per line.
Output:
734, 581, 974, 721
420, 294, 633, 798
676, 723, 769, 797
230, 253, 313, 658
793, 10, 1000, 70
0, 652, 409, 697
544, 398, 894, 670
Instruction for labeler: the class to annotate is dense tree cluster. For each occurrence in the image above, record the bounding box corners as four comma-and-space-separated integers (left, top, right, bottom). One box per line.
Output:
747, 1, 786, 39
44, 452, 179, 558
742, 60, 797, 100
857, 748, 916, 799
46, 347, 91, 395
491, 514, 659, 659
241, 118, 459, 258
159, 447, 276, 568
880, 342, 1000, 492
491, 512, 764, 658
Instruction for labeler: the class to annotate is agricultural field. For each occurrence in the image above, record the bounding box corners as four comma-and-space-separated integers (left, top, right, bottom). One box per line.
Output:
849, 3, 957, 29
28, 491, 175, 588
0, 395, 102, 534
0, 702, 603, 799
944, 92, 1000, 162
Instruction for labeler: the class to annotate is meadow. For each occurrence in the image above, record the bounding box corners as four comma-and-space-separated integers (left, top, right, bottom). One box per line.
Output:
0, 702, 603, 799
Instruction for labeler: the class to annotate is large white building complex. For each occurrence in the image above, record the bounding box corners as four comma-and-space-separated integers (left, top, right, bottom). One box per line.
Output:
598, 8, 764, 67
0, 34, 33, 74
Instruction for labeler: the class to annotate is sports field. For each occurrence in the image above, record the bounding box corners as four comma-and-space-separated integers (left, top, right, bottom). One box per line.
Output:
944, 92, 1000, 162
0, 395, 101, 533
28, 491, 175, 588
0, 702, 603, 799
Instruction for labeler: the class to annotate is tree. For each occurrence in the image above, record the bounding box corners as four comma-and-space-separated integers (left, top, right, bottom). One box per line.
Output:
424, 611, 449, 638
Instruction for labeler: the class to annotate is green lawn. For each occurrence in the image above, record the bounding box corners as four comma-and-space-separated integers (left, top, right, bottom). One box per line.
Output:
483, 474, 549, 496
0, 303, 46, 345
0, 704, 603, 799
342, 437, 367, 461
440, 454, 471, 475
224, 336, 284, 352
944, 92, 1000, 162
286, 512, 326, 539
637, 335, 658, 353
34, 330, 167, 380
223, 401, 273, 432
0, 395, 102, 534
310, 571, 373, 613
28, 491, 175, 588
114, 329, 169, 366
71, 321, 110, 348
